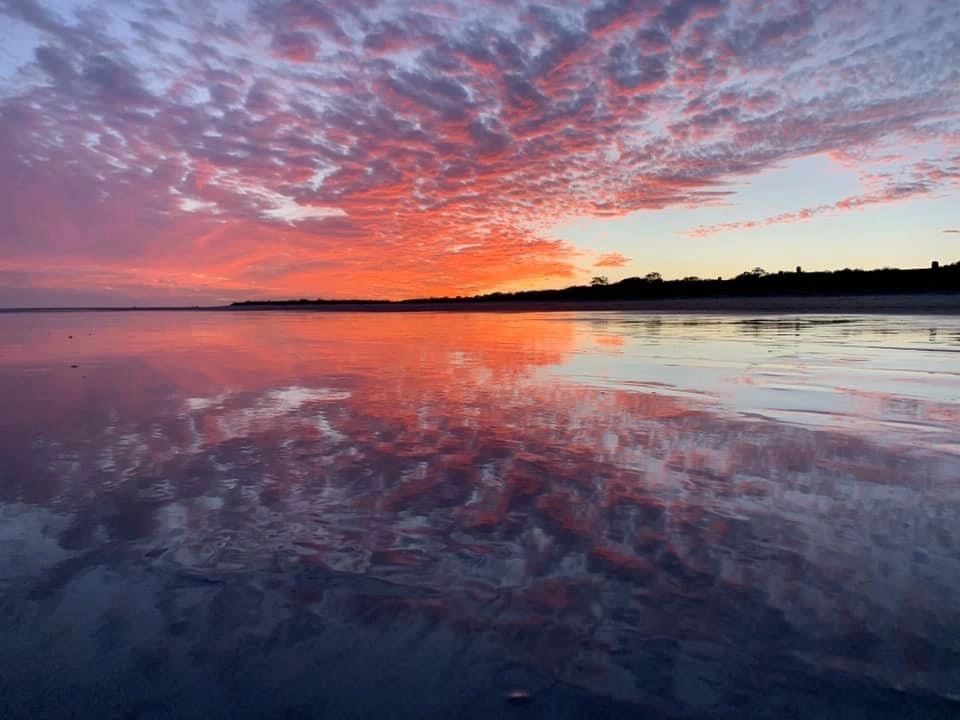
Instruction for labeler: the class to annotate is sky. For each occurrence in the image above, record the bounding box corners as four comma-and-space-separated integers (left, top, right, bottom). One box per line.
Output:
0, 0, 958, 306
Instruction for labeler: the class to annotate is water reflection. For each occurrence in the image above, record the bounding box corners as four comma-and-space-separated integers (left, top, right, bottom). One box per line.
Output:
1, 311, 959, 718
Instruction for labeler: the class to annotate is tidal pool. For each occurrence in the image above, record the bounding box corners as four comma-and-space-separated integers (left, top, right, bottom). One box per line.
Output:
1, 310, 959, 718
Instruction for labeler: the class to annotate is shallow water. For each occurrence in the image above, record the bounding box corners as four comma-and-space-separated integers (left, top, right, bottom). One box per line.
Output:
1, 310, 959, 719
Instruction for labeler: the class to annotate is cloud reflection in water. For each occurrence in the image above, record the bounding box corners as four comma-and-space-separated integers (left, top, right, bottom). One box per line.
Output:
1, 310, 959, 718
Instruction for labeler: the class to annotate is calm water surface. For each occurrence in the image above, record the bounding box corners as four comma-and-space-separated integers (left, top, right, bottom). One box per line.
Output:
1, 310, 959, 719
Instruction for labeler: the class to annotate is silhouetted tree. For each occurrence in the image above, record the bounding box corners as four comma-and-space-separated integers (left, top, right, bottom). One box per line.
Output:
235, 259, 960, 307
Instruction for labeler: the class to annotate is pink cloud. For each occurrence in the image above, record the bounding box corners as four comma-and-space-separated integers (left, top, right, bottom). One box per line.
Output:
0, 0, 958, 304
687, 161, 955, 238
594, 252, 630, 268
271, 31, 320, 62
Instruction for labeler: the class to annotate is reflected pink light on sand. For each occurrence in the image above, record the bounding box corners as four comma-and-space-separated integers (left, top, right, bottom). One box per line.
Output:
1, 310, 960, 706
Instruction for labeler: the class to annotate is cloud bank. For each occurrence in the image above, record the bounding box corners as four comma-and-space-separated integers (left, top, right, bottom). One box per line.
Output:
0, 0, 958, 303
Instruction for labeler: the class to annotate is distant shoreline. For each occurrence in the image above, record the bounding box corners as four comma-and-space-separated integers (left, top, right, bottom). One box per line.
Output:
4, 293, 960, 314
230, 293, 960, 314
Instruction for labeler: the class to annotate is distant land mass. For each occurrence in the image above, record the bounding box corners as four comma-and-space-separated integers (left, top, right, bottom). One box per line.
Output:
232, 261, 960, 310
6, 262, 959, 313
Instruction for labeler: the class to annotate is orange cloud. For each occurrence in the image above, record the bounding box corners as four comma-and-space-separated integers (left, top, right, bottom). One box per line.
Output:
594, 252, 630, 268
1, 0, 958, 304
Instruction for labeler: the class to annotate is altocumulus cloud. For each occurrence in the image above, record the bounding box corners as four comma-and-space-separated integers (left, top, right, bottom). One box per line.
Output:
594, 253, 630, 268
0, 0, 958, 304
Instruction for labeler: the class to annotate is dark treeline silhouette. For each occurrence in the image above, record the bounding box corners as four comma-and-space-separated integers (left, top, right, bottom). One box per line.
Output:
232, 261, 960, 307
232, 298, 385, 306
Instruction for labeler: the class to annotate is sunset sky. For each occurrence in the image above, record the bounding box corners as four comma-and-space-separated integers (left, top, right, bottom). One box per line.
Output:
0, 0, 958, 306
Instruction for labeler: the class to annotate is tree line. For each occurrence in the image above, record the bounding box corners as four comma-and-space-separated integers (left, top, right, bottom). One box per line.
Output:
232, 261, 959, 306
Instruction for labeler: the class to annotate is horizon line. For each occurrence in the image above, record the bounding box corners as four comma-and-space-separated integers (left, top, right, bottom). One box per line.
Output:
1, 259, 957, 311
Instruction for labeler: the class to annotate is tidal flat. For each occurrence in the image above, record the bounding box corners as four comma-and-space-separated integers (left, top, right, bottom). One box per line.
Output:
1, 310, 959, 719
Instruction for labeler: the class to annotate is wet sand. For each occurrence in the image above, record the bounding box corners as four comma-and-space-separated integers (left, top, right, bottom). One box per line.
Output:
3, 309, 959, 718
